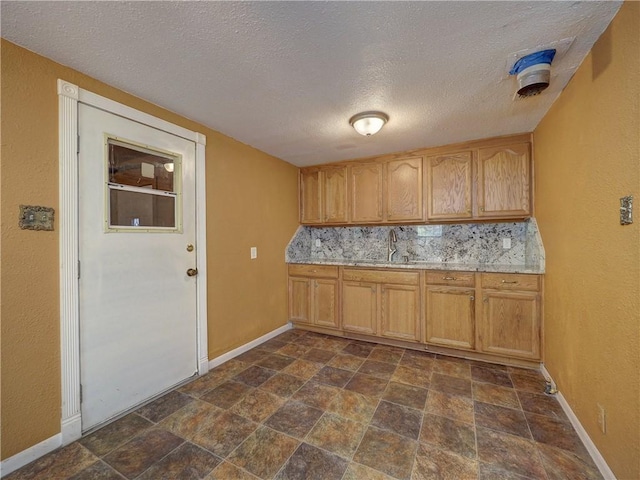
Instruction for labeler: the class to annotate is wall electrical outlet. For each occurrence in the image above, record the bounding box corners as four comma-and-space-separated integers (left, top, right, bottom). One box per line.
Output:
502, 238, 512, 249
315, 239, 322, 247
250, 247, 257, 259
597, 404, 606, 434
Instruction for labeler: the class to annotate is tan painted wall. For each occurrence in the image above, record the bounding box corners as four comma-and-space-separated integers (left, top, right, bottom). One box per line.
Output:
533, 2, 640, 478
0, 40, 299, 459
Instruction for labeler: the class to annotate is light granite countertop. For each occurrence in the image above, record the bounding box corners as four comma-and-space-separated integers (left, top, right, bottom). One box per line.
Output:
288, 258, 544, 275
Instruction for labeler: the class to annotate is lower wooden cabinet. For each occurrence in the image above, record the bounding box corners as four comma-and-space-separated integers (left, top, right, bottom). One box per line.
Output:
289, 265, 542, 363
381, 283, 420, 342
342, 281, 377, 335
288, 265, 339, 330
425, 286, 475, 350
342, 269, 421, 342
480, 290, 540, 360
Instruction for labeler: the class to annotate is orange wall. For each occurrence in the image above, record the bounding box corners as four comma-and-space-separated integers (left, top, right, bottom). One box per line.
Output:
533, 2, 640, 478
0, 40, 299, 459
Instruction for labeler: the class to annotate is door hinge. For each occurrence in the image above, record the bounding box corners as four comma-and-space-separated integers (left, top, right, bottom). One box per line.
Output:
80, 384, 83, 403
78, 260, 81, 279
77, 134, 80, 154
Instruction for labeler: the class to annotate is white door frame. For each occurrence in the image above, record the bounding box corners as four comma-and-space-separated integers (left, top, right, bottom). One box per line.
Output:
58, 79, 208, 444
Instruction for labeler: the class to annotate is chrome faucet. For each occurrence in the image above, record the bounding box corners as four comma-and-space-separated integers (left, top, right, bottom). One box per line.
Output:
387, 228, 397, 262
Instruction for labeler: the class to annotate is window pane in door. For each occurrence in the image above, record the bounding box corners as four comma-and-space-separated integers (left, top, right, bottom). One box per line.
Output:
108, 140, 176, 192
109, 188, 176, 228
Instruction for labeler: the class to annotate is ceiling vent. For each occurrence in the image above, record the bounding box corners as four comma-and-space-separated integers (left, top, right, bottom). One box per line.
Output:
509, 49, 556, 98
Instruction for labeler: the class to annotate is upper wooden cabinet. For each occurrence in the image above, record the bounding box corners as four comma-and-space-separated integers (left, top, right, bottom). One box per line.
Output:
350, 163, 384, 223
299, 134, 532, 225
300, 169, 322, 224
386, 157, 424, 222
477, 143, 531, 218
323, 166, 348, 223
300, 165, 347, 224
426, 152, 473, 220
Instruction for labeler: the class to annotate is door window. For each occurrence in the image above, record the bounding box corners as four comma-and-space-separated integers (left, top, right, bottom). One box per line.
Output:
105, 137, 181, 232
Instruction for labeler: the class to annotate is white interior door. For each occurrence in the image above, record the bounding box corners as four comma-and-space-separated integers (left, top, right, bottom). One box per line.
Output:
79, 103, 198, 431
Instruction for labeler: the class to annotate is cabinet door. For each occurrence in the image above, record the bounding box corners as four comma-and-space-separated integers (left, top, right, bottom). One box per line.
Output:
380, 284, 420, 341
477, 143, 531, 218
481, 291, 540, 359
426, 152, 472, 220
425, 286, 475, 350
386, 157, 423, 222
313, 279, 339, 329
323, 166, 348, 223
289, 277, 311, 324
350, 163, 384, 223
300, 169, 322, 224
342, 281, 377, 335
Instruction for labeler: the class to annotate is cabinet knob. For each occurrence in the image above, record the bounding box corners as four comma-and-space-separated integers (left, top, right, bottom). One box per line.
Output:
470, 296, 475, 301
480, 207, 485, 212
483, 297, 488, 303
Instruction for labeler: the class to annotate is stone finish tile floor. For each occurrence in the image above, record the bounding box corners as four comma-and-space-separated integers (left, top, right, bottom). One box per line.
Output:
6, 330, 602, 480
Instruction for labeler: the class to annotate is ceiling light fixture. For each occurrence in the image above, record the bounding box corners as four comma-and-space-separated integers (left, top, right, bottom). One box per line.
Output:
349, 111, 389, 136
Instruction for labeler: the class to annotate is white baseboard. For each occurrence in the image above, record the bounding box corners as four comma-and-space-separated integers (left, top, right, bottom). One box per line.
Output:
0, 433, 61, 477
540, 365, 617, 480
208, 323, 292, 369
61, 413, 82, 446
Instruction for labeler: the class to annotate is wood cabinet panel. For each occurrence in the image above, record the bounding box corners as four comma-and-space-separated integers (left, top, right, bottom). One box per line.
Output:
323, 166, 348, 223
386, 157, 423, 221
481, 291, 540, 359
425, 271, 475, 287
289, 277, 310, 324
381, 284, 420, 341
477, 143, 531, 217
342, 281, 378, 335
300, 169, 322, 224
481, 273, 539, 291
313, 279, 339, 328
288, 264, 339, 278
425, 286, 475, 350
350, 163, 384, 223
342, 269, 419, 285
426, 152, 473, 220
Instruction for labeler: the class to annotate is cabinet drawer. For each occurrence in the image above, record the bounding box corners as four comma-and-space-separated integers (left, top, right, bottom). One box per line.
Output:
343, 268, 419, 285
481, 273, 540, 291
425, 271, 475, 287
288, 264, 339, 278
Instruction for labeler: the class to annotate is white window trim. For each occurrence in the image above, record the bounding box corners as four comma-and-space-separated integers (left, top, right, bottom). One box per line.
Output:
57, 79, 208, 445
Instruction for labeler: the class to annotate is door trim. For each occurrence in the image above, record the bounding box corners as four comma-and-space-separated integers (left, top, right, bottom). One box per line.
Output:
57, 79, 208, 445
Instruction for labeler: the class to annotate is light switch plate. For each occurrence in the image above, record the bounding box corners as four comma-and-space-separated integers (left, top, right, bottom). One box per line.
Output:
19, 205, 55, 231
502, 238, 512, 249
620, 195, 633, 225
315, 239, 322, 247
250, 247, 257, 259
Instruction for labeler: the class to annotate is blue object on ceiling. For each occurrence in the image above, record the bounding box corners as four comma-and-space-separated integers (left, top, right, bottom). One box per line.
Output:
509, 49, 557, 76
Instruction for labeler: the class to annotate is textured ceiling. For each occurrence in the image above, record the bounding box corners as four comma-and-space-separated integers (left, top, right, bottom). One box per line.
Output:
1, 1, 621, 167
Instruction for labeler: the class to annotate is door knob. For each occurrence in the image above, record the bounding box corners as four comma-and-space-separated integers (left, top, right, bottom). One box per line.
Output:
187, 268, 198, 277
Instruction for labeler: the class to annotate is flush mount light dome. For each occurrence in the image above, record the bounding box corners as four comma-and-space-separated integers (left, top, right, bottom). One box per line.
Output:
349, 111, 389, 136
